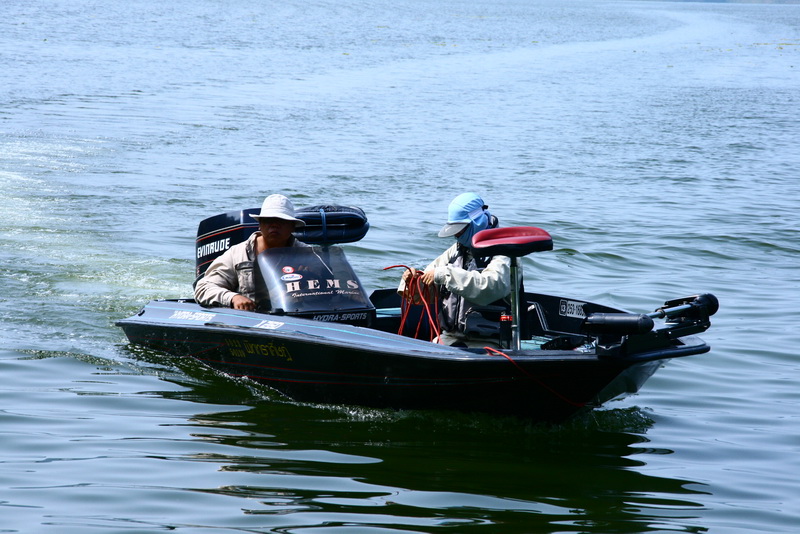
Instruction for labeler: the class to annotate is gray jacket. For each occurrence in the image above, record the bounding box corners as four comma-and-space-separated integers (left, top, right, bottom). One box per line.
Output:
431, 243, 511, 338
397, 242, 511, 341
194, 232, 309, 309
428, 242, 511, 307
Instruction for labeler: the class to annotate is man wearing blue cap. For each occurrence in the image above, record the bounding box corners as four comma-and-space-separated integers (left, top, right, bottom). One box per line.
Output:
399, 192, 512, 346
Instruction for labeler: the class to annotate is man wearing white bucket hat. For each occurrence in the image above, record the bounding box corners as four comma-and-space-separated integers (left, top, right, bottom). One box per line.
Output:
398, 192, 511, 346
195, 194, 309, 311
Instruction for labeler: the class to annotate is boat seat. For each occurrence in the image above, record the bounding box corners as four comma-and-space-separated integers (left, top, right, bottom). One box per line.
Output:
471, 227, 553, 258
471, 227, 553, 351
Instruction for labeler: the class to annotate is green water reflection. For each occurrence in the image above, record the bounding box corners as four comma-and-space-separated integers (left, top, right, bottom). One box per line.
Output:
147, 353, 709, 533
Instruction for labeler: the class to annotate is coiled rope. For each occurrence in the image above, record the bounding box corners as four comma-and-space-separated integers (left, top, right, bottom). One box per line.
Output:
383, 265, 441, 343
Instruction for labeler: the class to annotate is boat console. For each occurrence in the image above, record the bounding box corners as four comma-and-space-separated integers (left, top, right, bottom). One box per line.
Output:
194, 205, 375, 326
257, 246, 375, 326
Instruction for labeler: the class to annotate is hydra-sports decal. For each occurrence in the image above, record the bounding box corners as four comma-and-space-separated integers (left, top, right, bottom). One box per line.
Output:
312, 312, 370, 322
169, 310, 217, 322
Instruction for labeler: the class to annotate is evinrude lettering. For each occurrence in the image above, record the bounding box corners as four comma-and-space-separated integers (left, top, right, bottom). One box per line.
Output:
196, 237, 231, 259
559, 299, 586, 319
169, 310, 216, 321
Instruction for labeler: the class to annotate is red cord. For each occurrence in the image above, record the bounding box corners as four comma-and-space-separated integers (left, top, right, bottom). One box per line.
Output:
483, 346, 530, 375
483, 346, 587, 408
383, 265, 441, 342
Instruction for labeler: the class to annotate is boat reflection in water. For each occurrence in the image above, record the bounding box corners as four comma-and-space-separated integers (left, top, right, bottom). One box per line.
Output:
117, 205, 718, 423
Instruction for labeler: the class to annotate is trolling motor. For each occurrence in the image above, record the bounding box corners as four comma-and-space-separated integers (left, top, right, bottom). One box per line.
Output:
294, 205, 370, 246
581, 293, 719, 355
582, 293, 719, 335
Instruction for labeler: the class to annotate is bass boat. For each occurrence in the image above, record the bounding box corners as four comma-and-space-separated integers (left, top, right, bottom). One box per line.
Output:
117, 206, 718, 423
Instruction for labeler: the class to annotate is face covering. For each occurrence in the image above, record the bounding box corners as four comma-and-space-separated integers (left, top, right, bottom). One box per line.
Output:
456, 210, 490, 248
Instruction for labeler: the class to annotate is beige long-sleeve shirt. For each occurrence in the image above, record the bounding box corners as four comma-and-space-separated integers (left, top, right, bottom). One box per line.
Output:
194, 232, 308, 308
399, 242, 511, 306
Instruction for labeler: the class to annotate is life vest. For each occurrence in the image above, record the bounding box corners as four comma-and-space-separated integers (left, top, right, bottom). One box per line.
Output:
438, 245, 508, 341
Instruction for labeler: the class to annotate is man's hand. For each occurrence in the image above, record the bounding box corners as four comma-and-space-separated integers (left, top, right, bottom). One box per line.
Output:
419, 268, 435, 286
401, 267, 436, 304
231, 294, 256, 311
400, 267, 417, 301
400, 267, 417, 285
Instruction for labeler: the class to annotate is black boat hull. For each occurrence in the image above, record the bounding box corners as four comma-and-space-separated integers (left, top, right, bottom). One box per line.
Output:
117, 298, 709, 422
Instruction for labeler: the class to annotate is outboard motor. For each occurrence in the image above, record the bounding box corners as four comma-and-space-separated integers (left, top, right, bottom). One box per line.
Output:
195, 208, 260, 282
194, 205, 374, 326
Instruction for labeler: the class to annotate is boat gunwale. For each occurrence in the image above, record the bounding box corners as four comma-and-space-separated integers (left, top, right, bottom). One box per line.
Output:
117, 299, 710, 365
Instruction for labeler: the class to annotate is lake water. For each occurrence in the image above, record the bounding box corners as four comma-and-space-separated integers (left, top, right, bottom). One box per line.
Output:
2, 0, 799, 532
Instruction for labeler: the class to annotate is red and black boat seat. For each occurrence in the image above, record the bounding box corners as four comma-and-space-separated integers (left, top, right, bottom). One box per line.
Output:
471, 227, 553, 258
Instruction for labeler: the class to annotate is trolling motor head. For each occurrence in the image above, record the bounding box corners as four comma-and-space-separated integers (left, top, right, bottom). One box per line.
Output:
652, 293, 719, 321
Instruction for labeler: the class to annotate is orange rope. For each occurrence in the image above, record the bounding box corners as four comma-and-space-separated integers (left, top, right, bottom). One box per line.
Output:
383, 265, 441, 343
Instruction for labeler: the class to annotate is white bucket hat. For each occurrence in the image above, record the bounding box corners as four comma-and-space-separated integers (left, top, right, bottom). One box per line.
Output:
250, 194, 306, 227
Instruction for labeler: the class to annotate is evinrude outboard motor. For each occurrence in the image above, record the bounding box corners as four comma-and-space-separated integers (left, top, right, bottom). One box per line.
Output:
194, 205, 375, 327
195, 208, 260, 283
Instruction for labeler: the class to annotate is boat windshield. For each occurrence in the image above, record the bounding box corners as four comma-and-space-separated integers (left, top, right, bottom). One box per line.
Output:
257, 246, 373, 314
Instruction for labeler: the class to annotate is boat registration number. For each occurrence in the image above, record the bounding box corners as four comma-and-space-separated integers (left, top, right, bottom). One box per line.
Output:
559, 299, 586, 319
